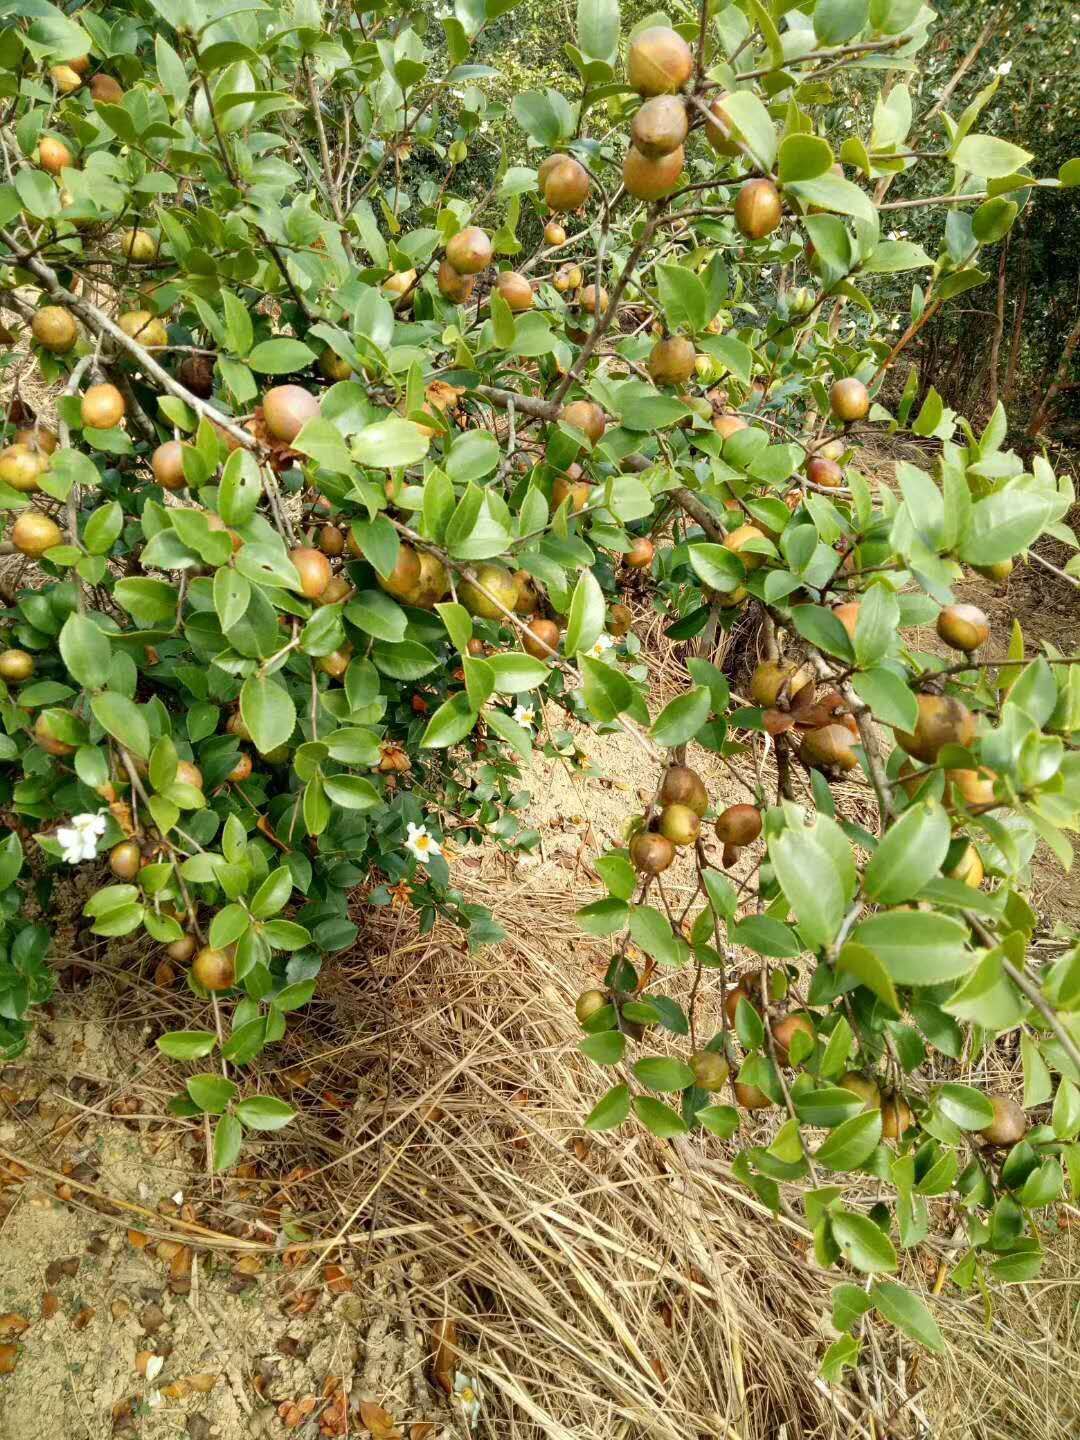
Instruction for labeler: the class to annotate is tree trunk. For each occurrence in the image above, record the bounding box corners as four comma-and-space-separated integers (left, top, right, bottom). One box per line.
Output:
1027, 311, 1080, 440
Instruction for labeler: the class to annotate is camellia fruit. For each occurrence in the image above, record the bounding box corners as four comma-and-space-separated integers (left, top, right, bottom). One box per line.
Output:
560, 399, 606, 443
625, 536, 655, 569
290, 545, 332, 600
552, 472, 591, 513
177, 354, 215, 398
690, 1050, 729, 1092
120, 228, 158, 261
734, 1079, 774, 1111
880, 1092, 914, 1140
704, 94, 740, 155
575, 989, 608, 1024
771, 1013, 814, 1066
629, 829, 675, 875
166, 934, 197, 964
647, 335, 695, 386
437, 258, 475, 303
579, 283, 608, 315
412, 551, 450, 609
263, 384, 319, 443
192, 946, 235, 992
0, 649, 34, 682
459, 563, 517, 619
659, 765, 708, 817
830, 376, 870, 422
713, 413, 747, 441
659, 802, 701, 847
50, 64, 82, 94
446, 226, 493, 275
734, 179, 782, 240
749, 659, 814, 708
227, 751, 253, 783
175, 759, 203, 789
494, 271, 533, 312
0, 444, 47, 493
801, 723, 859, 772
543, 220, 566, 246
109, 841, 142, 880
723, 523, 768, 571
622, 143, 684, 201
543, 156, 590, 211
318, 524, 345, 557
553, 263, 582, 293
627, 25, 693, 96
512, 569, 539, 615
38, 136, 73, 174
978, 1094, 1026, 1146
806, 455, 843, 488
609, 603, 633, 637
34, 710, 76, 756
631, 94, 688, 158
522, 618, 560, 660
936, 603, 990, 653
151, 440, 187, 491
14, 426, 58, 455
319, 347, 353, 381
118, 310, 168, 348
838, 1072, 881, 1111
833, 601, 860, 641
947, 841, 984, 889
974, 558, 1013, 583
81, 382, 126, 430
375, 544, 422, 602
714, 804, 761, 846
89, 74, 124, 104
31, 305, 78, 354
12, 511, 63, 557
896, 693, 976, 764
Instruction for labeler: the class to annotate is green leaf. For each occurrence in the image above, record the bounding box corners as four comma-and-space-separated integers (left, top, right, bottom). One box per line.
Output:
186, 1072, 239, 1114
218, 449, 263, 525
872, 1281, 945, 1353
353, 417, 430, 468
863, 802, 951, 904
831, 1210, 897, 1274
247, 338, 317, 373
787, 173, 876, 224
156, 1030, 217, 1060
91, 691, 150, 759
249, 866, 293, 920
579, 1031, 626, 1065
59, 613, 111, 691
214, 567, 250, 633
815, 1110, 883, 1171
814, 0, 870, 45
292, 417, 354, 475
486, 653, 550, 692
935, 1082, 995, 1130
851, 666, 918, 733
952, 134, 1033, 179
650, 686, 710, 747
240, 675, 296, 754
778, 134, 835, 183
686, 543, 745, 593
420, 692, 478, 748
83, 500, 124, 555
580, 656, 634, 720
585, 1082, 630, 1131
577, 0, 619, 62
235, 1095, 296, 1131
850, 911, 974, 986
323, 774, 381, 809
768, 822, 845, 951
632, 1095, 689, 1138
563, 569, 605, 657
632, 1057, 694, 1093
213, 1113, 243, 1171
836, 942, 901, 1013
718, 89, 777, 172
696, 1105, 740, 1138
345, 590, 407, 643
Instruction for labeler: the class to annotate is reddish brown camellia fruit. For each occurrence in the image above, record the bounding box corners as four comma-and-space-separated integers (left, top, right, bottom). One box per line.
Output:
579, 283, 609, 315
543, 156, 590, 211
833, 601, 859, 641
552, 472, 591, 513
622, 143, 684, 201
734, 179, 782, 240
881, 1092, 913, 1140
749, 660, 814, 707
151, 440, 187, 491
290, 546, 332, 600
192, 947, 235, 991
714, 804, 761, 846
494, 271, 533, 312
647, 335, 695, 386
771, 1013, 814, 1066
374, 543, 422, 602
936, 603, 990, 653
625, 536, 655, 569
631, 95, 689, 158
561, 399, 606, 443
801, 723, 859, 772
81, 382, 126, 429
627, 25, 693, 96
659, 765, 708, 816
38, 136, 72, 174
629, 829, 675, 875
830, 376, 870, 422
522, 618, 560, 660
713, 413, 747, 441
109, 841, 141, 880
437, 258, 475, 303
446, 226, 492, 275
896, 693, 976, 764
978, 1095, 1027, 1146
735, 1079, 774, 1111
807, 455, 843, 488
263, 384, 319, 443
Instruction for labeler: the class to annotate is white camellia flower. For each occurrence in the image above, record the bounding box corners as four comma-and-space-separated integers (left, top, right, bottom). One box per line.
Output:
405, 821, 442, 863
585, 633, 615, 660
56, 811, 107, 865
997, 60, 1012, 76
453, 1370, 482, 1427
512, 704, 535, 727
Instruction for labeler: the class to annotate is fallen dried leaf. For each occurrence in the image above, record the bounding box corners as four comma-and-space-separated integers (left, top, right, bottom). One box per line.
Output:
410, 1425, 436, 1440
430, 1317, 458, 1396
72, 1306, 95, 1331
358, 1399, 402, 1439
127, 1229, 149, 1249
42, 1291, 60, 1319
234, 1255, 263, 1276
0, 1313, 29, 1341
323, 1264, 351, 1295
0, 1342, 19, 1374
278, 1394, 318, 1428
155, 1240, 182, 1262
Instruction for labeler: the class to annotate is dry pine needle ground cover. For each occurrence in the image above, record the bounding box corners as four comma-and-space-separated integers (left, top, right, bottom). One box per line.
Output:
0, 427, 1078, 1439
